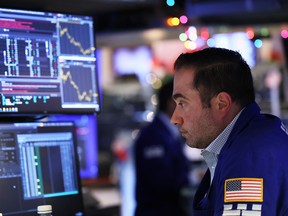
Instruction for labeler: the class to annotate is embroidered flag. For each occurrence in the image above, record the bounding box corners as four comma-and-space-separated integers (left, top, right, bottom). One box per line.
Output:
224, 178, 263, 203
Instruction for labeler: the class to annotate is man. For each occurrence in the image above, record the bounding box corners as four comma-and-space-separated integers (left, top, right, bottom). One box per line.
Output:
134, 76, 192, 216
171, 47, 288, 216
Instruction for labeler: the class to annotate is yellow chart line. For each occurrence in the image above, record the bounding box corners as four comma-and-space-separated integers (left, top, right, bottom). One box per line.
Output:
59, 24, 95, 55
61, 70, 97, 102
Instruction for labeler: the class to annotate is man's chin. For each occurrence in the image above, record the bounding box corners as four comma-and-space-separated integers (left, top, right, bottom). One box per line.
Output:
184, 141, 194, 148
185, 141, 202, 149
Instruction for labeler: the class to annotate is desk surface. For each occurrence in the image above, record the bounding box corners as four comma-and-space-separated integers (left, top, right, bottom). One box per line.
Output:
88, 187, 121, 208
83, 186, 121, 216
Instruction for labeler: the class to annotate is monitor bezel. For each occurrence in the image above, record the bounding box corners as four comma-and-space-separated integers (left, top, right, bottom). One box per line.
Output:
0, 120, 85, 216
0, 7, 102, 116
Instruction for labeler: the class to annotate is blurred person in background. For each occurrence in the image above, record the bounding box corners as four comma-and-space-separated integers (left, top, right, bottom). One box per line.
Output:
133, 76, 193, 216
171, 47, 288, 216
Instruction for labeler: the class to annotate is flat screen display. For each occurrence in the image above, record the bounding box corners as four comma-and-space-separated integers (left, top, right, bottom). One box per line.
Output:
112, 45, 152, 84
0, 8, 101, 115
211, 32, 256, 68
0, 121, 84, 215
45, 114, 98, 180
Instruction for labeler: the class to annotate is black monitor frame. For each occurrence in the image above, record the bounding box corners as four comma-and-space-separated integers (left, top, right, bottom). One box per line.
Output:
0, 121, 85, 216
45, 114, 99, 181
0, 7, 101, 116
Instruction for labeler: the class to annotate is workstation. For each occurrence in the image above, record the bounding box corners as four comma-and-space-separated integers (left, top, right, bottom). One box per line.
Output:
0, 0, 287, 215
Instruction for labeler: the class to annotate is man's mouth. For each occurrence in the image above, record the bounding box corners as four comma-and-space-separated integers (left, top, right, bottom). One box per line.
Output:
180, 130, 187, 136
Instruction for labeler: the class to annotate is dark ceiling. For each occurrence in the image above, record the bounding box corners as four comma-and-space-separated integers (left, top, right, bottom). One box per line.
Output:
0, 0, 184, 32
0, 0, 287, 33
0, 0, 158, 14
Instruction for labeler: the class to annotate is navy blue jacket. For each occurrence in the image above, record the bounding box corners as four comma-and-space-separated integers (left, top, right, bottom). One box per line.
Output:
134, 114, 190, 216
193, 102, 288, 216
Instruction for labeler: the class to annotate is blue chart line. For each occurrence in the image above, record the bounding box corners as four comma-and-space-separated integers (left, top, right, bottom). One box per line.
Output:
59, 22, 95, 56
61, 66, 97, 103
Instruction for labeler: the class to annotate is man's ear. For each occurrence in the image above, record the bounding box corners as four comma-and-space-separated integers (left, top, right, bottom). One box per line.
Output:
215, 91, 232, 113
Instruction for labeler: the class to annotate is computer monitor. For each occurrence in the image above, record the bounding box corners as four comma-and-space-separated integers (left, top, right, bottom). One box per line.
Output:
0, 121, 84, 215
45, 114, 98, 180
0, 7, 101, 115
211, 32, 256, 68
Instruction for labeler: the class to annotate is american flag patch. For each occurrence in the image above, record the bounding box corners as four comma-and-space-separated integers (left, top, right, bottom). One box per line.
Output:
224, 178, 263, 203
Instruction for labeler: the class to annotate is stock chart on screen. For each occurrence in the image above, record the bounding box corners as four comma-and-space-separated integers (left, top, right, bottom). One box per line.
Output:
0, 8, 101, 115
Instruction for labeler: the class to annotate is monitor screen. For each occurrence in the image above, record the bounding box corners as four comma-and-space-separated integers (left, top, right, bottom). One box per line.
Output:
0, 121, 84, 215
0, 8, 101, 115
112, 45, 152, 84
211, 32, 256, 68
45, 114, 98, 180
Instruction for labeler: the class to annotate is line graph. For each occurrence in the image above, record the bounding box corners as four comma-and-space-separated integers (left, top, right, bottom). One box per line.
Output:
61, 66, 98, 103
59, 22, 95, 56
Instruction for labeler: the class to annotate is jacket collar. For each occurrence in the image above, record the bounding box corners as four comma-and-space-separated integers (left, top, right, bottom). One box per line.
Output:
220, 102, 261, 155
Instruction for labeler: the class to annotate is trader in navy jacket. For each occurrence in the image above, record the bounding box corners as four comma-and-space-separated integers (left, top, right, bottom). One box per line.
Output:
171, 47, 288, 216
134, 76, 192, 216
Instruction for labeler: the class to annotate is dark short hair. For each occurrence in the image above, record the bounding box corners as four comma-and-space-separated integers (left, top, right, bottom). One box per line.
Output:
157, 75, 174, 112
174, 47, 255, 108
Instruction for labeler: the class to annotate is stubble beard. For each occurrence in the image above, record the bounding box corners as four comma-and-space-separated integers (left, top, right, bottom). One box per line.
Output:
184, 110, 220, 149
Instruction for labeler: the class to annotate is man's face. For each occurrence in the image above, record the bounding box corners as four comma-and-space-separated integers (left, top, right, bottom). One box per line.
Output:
171, 68, 221, 149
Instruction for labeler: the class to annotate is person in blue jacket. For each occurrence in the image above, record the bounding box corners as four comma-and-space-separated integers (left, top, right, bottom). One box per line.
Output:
134, 76, 192, 216
171, 47, 288, 216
